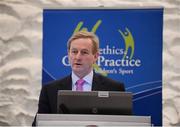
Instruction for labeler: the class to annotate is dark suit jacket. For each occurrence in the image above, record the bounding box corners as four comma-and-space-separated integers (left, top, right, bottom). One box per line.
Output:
32, 73, 125, 126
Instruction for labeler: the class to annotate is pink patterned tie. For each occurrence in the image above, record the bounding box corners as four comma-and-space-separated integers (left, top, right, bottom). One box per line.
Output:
76, 79, 85, 91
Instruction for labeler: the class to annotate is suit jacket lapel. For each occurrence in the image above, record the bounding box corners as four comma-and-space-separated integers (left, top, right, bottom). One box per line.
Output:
92, 73, 102, 91
58, 74, 72, 90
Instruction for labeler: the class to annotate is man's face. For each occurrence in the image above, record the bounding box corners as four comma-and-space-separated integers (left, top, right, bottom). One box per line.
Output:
68, 38, 99, 78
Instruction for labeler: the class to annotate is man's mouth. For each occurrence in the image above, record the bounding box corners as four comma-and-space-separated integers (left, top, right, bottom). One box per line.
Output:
75, 63, 82, 66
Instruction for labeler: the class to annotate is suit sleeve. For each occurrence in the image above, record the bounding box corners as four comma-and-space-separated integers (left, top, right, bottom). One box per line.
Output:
32, 85, 51, 126
119, 82, 125, 91
37, 85, 51, 113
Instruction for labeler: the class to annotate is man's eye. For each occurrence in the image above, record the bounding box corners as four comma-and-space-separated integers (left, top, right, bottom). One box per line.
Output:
71, 50, 77, 54
81, 51, 89, 55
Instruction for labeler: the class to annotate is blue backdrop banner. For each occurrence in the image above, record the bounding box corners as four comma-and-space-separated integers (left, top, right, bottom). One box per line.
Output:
43, 8, 163, 126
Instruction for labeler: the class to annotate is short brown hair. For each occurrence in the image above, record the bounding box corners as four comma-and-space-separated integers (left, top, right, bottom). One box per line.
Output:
67, 31, 99, 54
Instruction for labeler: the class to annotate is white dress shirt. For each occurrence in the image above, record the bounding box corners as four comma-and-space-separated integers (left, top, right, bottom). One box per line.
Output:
72, 70, 93, 91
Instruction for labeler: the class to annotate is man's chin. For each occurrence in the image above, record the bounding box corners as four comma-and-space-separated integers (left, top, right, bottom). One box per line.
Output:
73, 70, 86, 78
73, 69, 83, 74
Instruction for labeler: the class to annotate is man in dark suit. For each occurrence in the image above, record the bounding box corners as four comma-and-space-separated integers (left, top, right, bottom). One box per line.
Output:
32, 31, 125, 126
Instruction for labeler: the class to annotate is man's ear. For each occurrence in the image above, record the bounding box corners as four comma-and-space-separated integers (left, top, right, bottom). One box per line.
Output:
94, 52, 99, 63
67, 51, 70, 62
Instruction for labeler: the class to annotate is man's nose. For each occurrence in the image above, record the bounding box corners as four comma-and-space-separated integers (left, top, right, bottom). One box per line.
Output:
75, 52, 82, 59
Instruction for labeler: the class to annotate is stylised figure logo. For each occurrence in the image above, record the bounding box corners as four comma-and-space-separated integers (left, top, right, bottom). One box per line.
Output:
73, 20, 107, 76
118, 27, 135, 59
73, 20, 102, 33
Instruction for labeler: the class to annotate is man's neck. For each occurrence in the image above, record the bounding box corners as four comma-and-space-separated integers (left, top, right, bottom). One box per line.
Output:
73, 70, 93, 79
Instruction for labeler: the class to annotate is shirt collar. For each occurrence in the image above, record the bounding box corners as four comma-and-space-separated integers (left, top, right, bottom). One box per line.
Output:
72, 70, 93, 85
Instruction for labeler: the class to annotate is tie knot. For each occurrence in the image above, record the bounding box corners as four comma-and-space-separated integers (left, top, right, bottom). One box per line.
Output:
76, 79, 85, 91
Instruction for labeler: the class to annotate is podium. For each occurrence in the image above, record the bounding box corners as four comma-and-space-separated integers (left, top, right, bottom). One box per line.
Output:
36, 114, 151, 126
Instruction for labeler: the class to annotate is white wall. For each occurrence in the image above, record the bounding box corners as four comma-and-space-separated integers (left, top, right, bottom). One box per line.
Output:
0, 0, 179, 126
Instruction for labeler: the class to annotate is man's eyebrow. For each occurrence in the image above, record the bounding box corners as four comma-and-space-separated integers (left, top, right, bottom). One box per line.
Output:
70, 48, 90, 52
81, 49, 91, 53
81, 49, 89, 51
70, 48, 77, 50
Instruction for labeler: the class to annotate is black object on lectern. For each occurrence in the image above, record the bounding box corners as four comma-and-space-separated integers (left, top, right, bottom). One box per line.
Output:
57, 90, 133, 115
